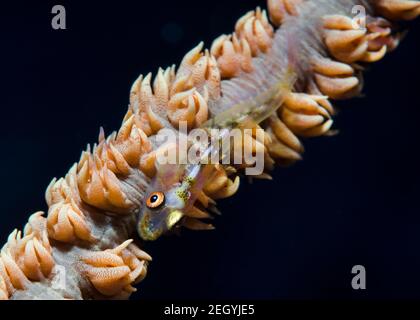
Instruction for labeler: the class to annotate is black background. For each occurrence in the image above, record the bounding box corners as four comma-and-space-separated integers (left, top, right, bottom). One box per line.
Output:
0, 0, 419, 299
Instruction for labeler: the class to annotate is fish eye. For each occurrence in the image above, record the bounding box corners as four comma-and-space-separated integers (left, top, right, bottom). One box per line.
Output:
146, 191, 165, 209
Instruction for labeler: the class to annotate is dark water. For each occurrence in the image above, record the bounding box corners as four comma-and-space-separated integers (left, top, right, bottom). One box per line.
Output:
0, 0, 419, 299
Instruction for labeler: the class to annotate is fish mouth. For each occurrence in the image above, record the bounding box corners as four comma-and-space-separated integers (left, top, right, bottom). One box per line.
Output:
138, 216, 163, 241
166, 210, 184, 230
139, 225, 162, 241
137, 210, 184, 241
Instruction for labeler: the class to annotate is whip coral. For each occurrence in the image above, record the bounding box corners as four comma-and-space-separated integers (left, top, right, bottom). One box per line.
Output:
0, 0, 419, 299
